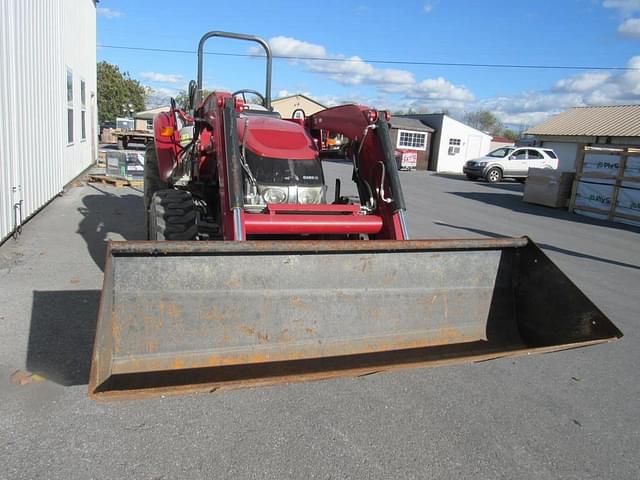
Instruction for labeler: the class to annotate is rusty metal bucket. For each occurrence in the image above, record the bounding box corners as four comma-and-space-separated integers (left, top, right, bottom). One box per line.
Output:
88, 238, 622, 399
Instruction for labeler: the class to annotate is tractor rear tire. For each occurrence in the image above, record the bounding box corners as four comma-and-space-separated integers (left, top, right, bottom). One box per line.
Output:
148, 189, 198, 241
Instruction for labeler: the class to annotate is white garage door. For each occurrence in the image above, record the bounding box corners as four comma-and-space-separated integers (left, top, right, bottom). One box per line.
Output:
541, 142, 578, 171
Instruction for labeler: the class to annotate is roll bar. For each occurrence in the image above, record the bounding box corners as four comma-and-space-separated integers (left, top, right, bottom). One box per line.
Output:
196, 31, 272, 109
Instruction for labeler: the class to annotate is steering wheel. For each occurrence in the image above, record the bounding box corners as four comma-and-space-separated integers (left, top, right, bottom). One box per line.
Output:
232, 89, 267, 108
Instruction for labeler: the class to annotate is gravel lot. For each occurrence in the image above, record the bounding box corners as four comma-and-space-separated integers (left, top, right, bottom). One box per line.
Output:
1, 160, 638, 479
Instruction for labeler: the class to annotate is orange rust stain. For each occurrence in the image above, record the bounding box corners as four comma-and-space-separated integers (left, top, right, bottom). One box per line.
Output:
239, 325, 270, 343
166, 304, 182, 318
304, 327, 316, 335
146, 341, 158, 353
202, 306, 226, 322
222, 334, 231, 344
290, 296, 310, 310
225, 277, 241, 288
173, 359, 185, 369
142, 314, 163, 330
278, 329, 292, 342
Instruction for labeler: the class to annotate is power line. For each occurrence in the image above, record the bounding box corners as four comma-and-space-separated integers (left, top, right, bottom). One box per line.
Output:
97, 43, 639, 71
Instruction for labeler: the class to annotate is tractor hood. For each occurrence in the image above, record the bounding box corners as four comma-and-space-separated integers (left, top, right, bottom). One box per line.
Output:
237, 115, 317, 160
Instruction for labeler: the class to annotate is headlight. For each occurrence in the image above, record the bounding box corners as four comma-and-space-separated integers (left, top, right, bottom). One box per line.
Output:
299, 188, 321, 204
477, 161, 487, 167
262, 188, 287, 204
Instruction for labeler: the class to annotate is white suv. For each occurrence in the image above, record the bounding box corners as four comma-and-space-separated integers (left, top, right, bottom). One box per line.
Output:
463, 147, 559, 183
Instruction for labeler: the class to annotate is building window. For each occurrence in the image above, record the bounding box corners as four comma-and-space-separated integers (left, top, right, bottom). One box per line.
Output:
448, 138, 461, 155
67, 68, 73, 144
80, 79, 86, 140
397, 130, 427, 151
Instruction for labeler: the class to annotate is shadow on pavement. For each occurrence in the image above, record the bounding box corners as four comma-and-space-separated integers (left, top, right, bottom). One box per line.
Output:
434, 221, 640, 272
27, 290, 101, 386
449, 191, 640, 234
436, 173, 525, 192
77, 183, 145, 271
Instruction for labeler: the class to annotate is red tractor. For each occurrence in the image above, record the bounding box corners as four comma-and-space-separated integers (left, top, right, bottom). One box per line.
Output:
144, 32, 408, 243
88, 32, 620, 399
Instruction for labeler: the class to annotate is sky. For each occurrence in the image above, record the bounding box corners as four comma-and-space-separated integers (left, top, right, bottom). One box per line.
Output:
96, 0, 640, 128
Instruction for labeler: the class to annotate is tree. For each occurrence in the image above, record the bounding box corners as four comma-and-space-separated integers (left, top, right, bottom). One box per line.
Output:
463, 110, 503, 135
501, 129, 520, 142
97, 61, 146, 123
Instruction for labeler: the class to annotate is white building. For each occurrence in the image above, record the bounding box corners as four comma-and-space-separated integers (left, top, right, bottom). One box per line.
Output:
525, 105, 640, 171
0, 0, 97, 243
405, 114, 492, 173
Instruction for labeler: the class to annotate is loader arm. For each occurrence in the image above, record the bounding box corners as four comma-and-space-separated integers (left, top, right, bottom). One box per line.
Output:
307, 105, 409, 239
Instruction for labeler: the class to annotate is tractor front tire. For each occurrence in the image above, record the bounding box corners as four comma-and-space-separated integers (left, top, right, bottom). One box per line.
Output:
148, 189, 198, 241
143, 142, 167, 214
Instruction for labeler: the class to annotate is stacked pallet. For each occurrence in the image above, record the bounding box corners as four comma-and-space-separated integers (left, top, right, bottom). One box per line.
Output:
523, 168, 575, 208
569, 146, 640, 226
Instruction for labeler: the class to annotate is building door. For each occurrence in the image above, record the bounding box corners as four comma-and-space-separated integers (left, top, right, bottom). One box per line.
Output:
466, 135, 482, 160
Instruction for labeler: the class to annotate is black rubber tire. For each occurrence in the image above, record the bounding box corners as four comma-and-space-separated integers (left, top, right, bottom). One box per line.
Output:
148, 189, 198, 241
143, 142, 167, 214
466, 174, 478, 180
485, 167, 502, 183
122, 137, 129, 149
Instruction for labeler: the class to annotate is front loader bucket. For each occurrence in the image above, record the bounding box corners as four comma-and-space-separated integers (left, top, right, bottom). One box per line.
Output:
89, 238, 621, 399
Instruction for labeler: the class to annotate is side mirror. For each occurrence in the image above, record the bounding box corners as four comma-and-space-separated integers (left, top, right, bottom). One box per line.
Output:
187, 80, 197, 111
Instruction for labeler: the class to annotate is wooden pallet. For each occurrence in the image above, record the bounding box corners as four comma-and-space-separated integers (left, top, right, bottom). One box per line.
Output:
88, 174, 139, 188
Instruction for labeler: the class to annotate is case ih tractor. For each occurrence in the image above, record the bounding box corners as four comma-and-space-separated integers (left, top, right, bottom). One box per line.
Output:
88, 32, 621, 399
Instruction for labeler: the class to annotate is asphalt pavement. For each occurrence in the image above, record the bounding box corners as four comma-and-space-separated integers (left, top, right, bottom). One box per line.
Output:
1, 161, 638, 479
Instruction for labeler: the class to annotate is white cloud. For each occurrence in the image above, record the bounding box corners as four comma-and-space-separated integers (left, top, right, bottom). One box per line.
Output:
410, 77, 475, 102
266, 34, 640, 128
307, 56, 415, 86
553, 72, 611, 92
97, 7, 123, 19
603, 0, 640, 14
618, 17, 640, 37
472, 55, 640, 126
423, 1, 437, 13
144, 86, 179, 109
139, 72, 185, 84
268, 36, 327, 59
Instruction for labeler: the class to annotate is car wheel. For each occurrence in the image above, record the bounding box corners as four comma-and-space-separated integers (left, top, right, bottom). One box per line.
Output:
485, 167, 502, 183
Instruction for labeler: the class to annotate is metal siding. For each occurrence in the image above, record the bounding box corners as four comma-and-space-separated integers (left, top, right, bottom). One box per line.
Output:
526, 106, 640, 137
0, 0, 95, 243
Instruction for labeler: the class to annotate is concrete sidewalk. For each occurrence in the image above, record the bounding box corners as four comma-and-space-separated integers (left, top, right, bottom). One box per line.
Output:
1, 165, 639, 479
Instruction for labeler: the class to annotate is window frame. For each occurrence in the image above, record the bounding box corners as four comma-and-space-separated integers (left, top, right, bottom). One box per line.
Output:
397, 129, 427, 151
67, 67, 74, 145
448, 138, 461, 155
80, 78, 86, 141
